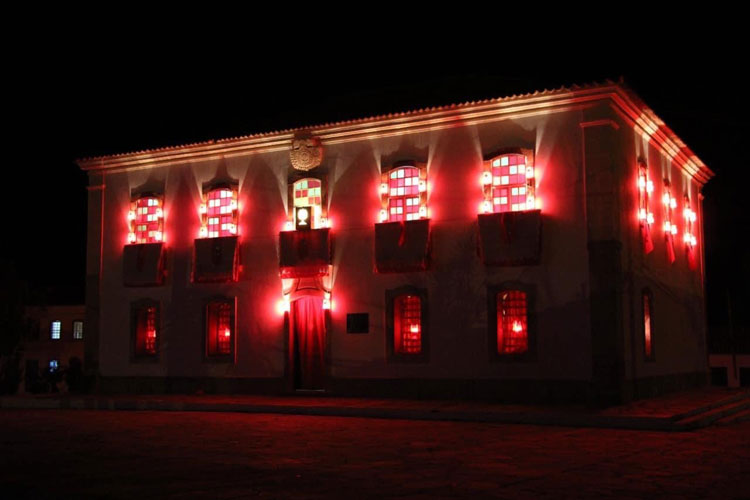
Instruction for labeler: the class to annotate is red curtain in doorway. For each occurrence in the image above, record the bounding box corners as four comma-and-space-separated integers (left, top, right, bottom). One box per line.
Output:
291, 296, 326, 389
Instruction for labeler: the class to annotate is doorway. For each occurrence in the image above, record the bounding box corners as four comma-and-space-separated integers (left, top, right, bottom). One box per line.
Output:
290, 295, 327, 390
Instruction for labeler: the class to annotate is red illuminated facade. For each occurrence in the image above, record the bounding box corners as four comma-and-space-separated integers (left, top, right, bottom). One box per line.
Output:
79, 82, 714, 405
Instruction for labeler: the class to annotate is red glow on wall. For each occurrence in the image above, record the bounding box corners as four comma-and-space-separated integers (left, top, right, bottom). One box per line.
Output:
206, 301, 232, 356
394, 295, 421, 354
130, 196, 164, 244
135, 306, 157, 356
497, 291, 528, 354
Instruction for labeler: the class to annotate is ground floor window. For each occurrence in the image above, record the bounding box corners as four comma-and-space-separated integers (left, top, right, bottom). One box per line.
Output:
205, 298, 235, 358
643, 289, 654, 361
386, 287, 428, 361
497, 290, 529, 355
488, 283, 535, 361
133, 301, 159, 358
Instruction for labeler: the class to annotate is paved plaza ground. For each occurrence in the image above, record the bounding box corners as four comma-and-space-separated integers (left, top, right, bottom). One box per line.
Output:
1, 409, 748, 499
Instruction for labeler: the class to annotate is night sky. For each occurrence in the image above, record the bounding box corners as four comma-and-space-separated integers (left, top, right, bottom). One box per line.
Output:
5, 51, 748, 349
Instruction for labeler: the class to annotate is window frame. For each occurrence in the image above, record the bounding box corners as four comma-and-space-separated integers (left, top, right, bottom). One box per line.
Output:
128, 193, 164, 245
642, 288, 655, 362
199, 183, 239, 239
482, 148, 536, 214
130, 299, 161, 362
50, 320, 61, 340
203, 296, 237, 362
379, 161, 428, 224
72, 320, 84, 340
487, 282, 537, 362
286, 172, 329, 231
385, 285, 429, 363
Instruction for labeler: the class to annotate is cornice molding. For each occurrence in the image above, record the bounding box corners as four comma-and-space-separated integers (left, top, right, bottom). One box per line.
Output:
76, 84, 714, 185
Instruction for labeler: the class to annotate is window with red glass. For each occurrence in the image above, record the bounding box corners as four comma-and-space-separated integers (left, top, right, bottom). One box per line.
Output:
133, 303, 158, 357
481, 151, 535, 214
683, 194, 698, 270
379, 164, 427, 223
128, 195, 164, 244
643, 289, 654, 361
662, 180, 678, 264
497, 290, 528, 355
206, 299, 235, 358
199, 186, 238, 238
394, 294, 422, 354
637, 160, 655, 254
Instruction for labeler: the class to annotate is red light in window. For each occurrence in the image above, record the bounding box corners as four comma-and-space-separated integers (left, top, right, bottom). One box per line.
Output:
384, 166, 425, 222
643, 292, 652, 358
130, 196, 164, 244
482, 154, 536, 214
202, 187, 239, 238
207, 301, 232, 356
136, 306, 157, 356
394, 295, 421, 354
637, 164, 654, 254
497, 291, 528, 355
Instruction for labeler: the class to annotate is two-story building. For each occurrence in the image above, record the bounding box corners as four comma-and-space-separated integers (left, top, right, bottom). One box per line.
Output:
77, 81, 714, 405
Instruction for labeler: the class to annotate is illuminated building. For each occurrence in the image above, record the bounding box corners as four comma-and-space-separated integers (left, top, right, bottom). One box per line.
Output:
78, 82, 713, 404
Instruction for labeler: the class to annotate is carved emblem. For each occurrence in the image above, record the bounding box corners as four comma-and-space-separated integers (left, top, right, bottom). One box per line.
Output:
290, 137, 323, 171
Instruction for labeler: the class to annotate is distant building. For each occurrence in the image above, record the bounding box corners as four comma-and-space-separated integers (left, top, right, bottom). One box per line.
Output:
21, 305, 85, 393
78, 81, 714, 404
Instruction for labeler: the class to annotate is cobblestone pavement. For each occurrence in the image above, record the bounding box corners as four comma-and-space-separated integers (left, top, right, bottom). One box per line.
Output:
1, 410, 748, 499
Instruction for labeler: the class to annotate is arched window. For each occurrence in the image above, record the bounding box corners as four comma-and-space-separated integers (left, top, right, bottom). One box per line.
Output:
199, 186, 238, 238
128, 195, 163, 244
379, 164, 427, 223
481, 152, 535, 214
293, 178, 324, 229
205, 298, 235, 358
497, 290, 528, 355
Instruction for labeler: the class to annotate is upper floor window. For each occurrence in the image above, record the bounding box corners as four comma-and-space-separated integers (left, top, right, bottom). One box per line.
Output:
133, 303, 158, 357
481, 152, 535, 214
128, 195, 164, 244
379, 164, 427, 223
206, 299, 235, 358
199, 186, 238, 238
662, 180, 678, 263
497, 290, 528, 355
50, 320, 61, 340
290, 178, 327, 230
637, 160, 654, 254
683, 195, 698, 270
72, 320, 84, 340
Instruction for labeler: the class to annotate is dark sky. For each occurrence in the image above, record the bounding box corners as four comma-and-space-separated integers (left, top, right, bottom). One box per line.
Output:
5, 45, 748, 346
